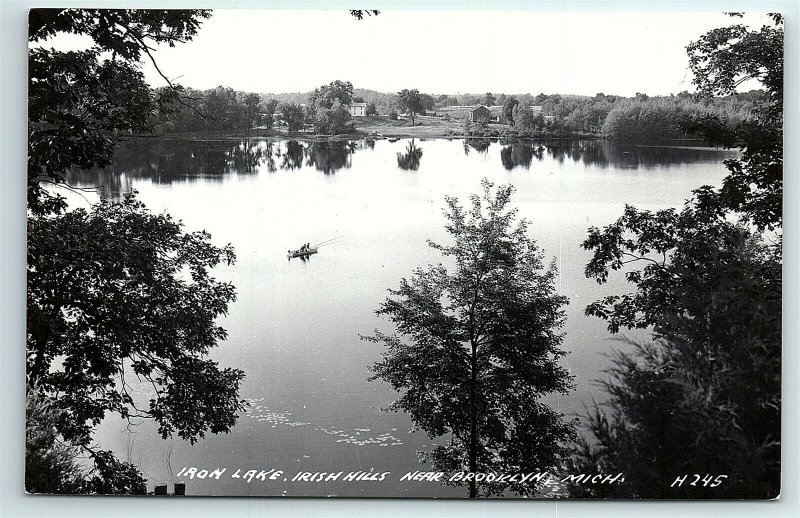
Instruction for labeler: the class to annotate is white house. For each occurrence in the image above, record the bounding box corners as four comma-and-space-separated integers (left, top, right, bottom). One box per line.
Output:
349, 102, 367, 117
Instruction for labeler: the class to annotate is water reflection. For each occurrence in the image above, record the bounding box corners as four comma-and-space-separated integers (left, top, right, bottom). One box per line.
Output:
396, 139, 423, 171
77, 134, 738, 498
67, 137, 737, 199
463, 138, 491, 155
500, 142, 537, 170
281, 140, 305, 171
305, 141, 356, 174
66, 139, 264, 198
542, 140, 733, 169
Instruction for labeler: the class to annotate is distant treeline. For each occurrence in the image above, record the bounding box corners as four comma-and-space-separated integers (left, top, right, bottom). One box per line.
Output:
470, 91, 763, 139
153, 82, 365, 136
151, 84, 764, 140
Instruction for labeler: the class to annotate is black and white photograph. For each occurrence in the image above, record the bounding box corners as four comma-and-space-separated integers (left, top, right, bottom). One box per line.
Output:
24, 8, 783, 499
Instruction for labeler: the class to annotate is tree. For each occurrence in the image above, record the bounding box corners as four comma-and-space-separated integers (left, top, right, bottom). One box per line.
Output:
28, 194, 245, 492
435, 94, 453, 108
28, 8, 213, 215
242, 92, 261, 134
483, 92, 495, 106
313, 100, 355, 135
600, 98, 685, 140
202, 86, 241, 132
397, 88, 424, 126
420, 93, 436, 112
684, 13, 783, 231
512, 102, 544, 134
365, 180, 575, 498
573, 203, 780, 498
27, 9, 246, 494
26, 386, 88, 494
307, 80, 354, 134
502, 96, 519, 126
366, 102, 378, 116
261, 98, 280, 131
309, 80, 354, 110
571, 14, 783, 499
279, 102, 305, 133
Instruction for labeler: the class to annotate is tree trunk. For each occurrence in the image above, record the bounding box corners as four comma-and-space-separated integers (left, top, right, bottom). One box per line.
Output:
469, 339, 477, 498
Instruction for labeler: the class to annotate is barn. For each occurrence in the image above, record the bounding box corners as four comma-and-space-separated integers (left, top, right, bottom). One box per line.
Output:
469, 105, 491, 122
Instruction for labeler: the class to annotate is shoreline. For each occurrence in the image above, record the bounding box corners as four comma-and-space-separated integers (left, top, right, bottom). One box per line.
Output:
132, 128, 710, 145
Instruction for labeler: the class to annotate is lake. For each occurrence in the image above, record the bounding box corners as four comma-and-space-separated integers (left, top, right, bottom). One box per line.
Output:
67, 137, 737, 497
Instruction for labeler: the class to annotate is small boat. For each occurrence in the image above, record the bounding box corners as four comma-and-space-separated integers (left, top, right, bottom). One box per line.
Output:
288, 247, 318, 259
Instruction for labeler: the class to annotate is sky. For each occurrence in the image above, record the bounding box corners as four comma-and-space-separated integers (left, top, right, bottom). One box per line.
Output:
48, 10, 771, 97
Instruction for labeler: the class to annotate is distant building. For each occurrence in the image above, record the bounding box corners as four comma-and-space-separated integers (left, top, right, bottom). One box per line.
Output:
350, 103, 368, 117
469, 105, 491, 122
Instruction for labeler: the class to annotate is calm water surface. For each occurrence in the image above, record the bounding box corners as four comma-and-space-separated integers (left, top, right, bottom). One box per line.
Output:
68, 138, 737, 497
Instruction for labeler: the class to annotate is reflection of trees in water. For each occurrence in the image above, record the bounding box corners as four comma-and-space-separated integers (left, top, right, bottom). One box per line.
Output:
542, 140, 735, 169
396, 139, 423, 170
66, 138, 738, 199
228, 140, 267, 173
260, 142, 277, 173
463, 138, 491, 156
68, 139, 272, 198
64, 169, 135, 199
544, 141, 605, 166
281, 140, 359, 173
305, 141, 356, 174
69, 138, 365, 197
280, 140, 306, 171
500, 142, 536, 170
357, 138, 376, 150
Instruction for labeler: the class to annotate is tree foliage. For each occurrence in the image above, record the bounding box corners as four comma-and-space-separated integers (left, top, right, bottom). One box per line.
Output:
601, 98, 688, 140
26, 387, 88, 494
278, 102, 306, 133
27, 9, 246, 494
27, 194, 245, 451
27, 9, 211, 215
571, 14, 782, 499
365, 180, 574, 497
397, 89, 424, 126
501, 96, 519, 126
684, 14, 783, 231
312, 101, 355, 135
26, 386, 149, 495
306, 80, 355, 134
309, 80, 354, 110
